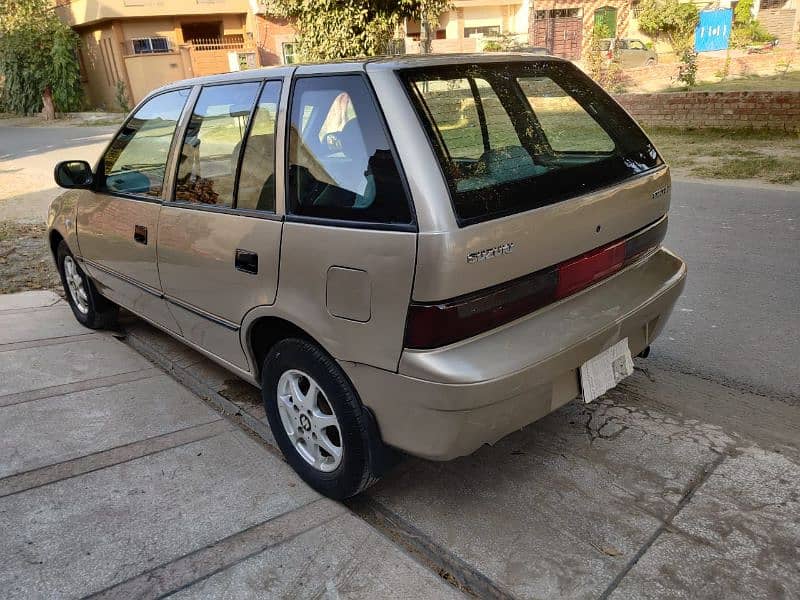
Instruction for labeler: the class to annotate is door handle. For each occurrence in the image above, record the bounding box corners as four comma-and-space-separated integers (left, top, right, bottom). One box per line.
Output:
235, 249, 258, 275
134, 224, 147, 245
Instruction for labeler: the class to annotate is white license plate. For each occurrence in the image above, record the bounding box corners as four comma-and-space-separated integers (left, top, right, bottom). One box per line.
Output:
579, 338, 634, 404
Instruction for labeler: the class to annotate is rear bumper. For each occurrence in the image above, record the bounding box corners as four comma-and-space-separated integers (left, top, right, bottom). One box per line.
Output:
340, 247, 686, 460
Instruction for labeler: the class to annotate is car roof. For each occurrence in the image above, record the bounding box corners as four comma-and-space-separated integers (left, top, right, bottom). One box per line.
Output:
153, 53, 566, 94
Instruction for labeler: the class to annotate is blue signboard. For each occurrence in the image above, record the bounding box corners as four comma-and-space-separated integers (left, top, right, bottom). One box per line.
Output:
695, 9, 732, 52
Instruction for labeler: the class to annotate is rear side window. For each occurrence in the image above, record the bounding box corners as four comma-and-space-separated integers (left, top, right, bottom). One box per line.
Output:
287, 75, 411, 224
236, 81, 281, 212
175, 82, 260, 207
519, 77, 614, 153
402, 62, 661, 225
100, 89, 189, 197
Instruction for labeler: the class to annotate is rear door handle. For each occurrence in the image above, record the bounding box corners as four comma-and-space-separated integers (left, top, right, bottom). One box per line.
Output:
134, 225, 147, 245
235, 249, 258, 275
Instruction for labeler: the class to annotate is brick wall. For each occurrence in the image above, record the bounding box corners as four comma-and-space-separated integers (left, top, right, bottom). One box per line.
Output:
255, 16, 296, 66
758, 9, 798, 44
614, 90, 800, 131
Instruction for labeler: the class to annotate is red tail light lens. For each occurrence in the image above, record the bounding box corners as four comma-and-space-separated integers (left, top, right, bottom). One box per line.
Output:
404, 218, 667, 350
555, 240, 626, 298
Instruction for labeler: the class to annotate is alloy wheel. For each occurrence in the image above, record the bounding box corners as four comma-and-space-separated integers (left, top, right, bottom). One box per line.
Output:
276, 369, 343, 472
63, 255, 89, 315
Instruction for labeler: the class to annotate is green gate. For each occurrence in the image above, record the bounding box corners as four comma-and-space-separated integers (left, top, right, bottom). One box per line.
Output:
593, 6, 618, 37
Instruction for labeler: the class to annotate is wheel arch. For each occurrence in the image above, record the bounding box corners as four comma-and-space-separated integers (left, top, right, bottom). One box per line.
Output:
244, 313, 324, 382
49, 229, 65, 260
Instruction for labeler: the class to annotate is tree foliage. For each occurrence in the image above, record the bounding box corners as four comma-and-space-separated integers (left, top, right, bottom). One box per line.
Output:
586, 24, 627, 93
262, 0, 452, 61
0, 0, 83, 115
637, 0, 699, 54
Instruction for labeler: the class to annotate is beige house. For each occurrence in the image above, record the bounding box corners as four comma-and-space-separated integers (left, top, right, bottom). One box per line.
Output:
54, 0, 261, 108
405, 1, 531, 52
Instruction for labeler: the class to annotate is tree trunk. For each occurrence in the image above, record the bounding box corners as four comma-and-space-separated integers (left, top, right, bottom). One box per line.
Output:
42, 86, 56, 121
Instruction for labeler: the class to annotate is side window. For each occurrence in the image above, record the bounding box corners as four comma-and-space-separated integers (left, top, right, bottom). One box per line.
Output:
175, 82, 260, 207
421, 78, 521, 160
423, 78, 484, 160
236, 81, 281, 212
629, 40, 646, 50
287, 75, 411, 224
101, 89, 189, 197
518, 77, 615, 153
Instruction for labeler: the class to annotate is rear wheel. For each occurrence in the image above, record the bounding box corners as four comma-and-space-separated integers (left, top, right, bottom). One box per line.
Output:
57, 241, 118, 329
262, 337, 396, 499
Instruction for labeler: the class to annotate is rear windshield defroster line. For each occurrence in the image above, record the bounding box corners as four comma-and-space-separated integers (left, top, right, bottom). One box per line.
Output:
399, 61, 663, 226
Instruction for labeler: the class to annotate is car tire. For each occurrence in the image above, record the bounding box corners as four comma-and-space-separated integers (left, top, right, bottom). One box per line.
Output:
56, 240, 118, 329
646, 58, 656, 67
262, 337, 397, 499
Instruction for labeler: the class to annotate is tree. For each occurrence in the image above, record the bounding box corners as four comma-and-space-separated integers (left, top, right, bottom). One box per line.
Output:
262, 0, 452, 61
636, 0, 699, 54
0, 0, 83, 117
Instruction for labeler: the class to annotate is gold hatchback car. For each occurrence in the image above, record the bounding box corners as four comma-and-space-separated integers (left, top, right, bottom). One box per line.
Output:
49, 54, 686, 498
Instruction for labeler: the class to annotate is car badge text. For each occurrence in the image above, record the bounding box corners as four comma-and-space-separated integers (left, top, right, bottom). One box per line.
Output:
652, 186, 670, 200
467, 242, 515, 264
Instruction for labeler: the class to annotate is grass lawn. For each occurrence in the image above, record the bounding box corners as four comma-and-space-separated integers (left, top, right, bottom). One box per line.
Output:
646, 127, 800, 185
665, 70, 800, 93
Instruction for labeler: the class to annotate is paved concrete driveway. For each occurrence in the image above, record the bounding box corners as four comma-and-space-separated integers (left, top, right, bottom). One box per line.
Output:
0, 291, 463, 599
123, 315, 800, 600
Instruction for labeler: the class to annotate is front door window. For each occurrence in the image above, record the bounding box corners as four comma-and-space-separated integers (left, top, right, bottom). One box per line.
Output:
100, 88, 190, 198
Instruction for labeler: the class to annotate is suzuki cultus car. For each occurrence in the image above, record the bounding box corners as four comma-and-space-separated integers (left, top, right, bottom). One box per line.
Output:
49, 54, 686, 498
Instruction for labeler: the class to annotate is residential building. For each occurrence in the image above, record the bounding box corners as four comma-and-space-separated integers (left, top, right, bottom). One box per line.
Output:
754, 0, 799, 44
406, 1, 531, 53
528, 0, 632, 60
254, 1, 533, 62
54, 0, 261, 108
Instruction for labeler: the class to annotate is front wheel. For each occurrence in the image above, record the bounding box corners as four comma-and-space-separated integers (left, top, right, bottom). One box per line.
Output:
262, 338, 396, 499
57, 241, 118, 329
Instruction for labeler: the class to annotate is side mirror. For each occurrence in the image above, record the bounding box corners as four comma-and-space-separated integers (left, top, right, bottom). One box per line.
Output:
54, 160, 94, 189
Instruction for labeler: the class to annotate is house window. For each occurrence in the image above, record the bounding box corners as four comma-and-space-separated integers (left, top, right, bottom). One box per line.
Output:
129, 37, 171, 55
282, 42, 296, 64
464, 25, 502, 38
760, 0, 785, 8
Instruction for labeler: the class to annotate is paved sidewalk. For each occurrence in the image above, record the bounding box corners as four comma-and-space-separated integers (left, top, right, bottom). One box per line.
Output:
124, 314, 800, 600
0, 291, 463, 599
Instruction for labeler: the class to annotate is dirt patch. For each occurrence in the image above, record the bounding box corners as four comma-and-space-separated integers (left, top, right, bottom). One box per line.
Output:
648, 128, 800, 185
0, 221, 61, 294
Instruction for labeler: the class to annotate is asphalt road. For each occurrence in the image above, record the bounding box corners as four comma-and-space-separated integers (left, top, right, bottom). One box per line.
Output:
0, 125, 115, 221
0, 125, 115, 162
658, 180, 799, 401
1, 125, 797, 399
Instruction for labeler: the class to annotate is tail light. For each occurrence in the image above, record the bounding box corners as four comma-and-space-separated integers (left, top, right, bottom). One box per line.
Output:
607, 50, 613, 59
404, 218, 667, 350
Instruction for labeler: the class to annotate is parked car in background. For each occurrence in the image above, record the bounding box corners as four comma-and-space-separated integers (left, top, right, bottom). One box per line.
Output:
517, 45, 549, 55
48, 54, 685, 499
600, 38, 658, 68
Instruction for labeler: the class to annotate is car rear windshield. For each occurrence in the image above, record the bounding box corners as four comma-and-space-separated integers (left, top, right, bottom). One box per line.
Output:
400, 61, 662, 225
